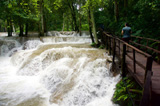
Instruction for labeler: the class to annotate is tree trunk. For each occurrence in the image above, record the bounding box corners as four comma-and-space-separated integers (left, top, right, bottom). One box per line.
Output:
71, 19, 74, 31
7, 19, 12, 37
4, 27, 7, 32
19, 23, 24, 37
25, 23, 28, 36
67, 0, 79, 32
0, 25, 1, 32
39, 0, 44, 36
12, 24, 15, 33
115, 0, 119, 21
55, 19, 57, 30
79, 0, 82, 36
7, 18, 13, 37
90, 8, 98, 44
6, 1, 12, 36
71, 2, 79, 32
62, 13, 65, 31
4, 21, 7, 32
79, 15, 82, 36
88, 9, 95, 43
66, 15, 69, 31
43, 9, 47, 34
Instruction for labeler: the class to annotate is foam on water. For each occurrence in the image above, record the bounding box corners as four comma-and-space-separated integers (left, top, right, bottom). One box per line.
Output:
0, 32, 120, 106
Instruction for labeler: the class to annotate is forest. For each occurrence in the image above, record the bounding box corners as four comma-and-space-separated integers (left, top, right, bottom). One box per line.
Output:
0, 0, 160, 41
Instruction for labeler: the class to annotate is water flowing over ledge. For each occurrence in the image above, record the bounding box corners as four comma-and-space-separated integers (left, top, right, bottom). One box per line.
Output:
0, 32, 120, 106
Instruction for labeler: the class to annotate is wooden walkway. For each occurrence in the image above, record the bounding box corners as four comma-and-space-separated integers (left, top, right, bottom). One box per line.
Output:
102, 32, 160, 106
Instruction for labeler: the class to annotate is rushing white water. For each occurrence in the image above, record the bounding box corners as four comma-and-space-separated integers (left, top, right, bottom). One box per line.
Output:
0, 32, 120, 106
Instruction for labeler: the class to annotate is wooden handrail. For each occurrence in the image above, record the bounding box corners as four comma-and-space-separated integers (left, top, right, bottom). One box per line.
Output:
145, 56, 153, 79
103, 32, 153, 79
104, 32, 151, 57
131, 35, 160, 63
131, 35, 160, 43
130, 41, 160, 54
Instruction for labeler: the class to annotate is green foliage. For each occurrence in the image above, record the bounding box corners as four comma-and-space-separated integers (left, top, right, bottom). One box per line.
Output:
91, 43, 97, 47
113, 77, 142, 106
81, 24, 89, 31
92, 0, 160, 40
98, 44, 105, 49
0, 0, 159, 39
132, 30, 143, 36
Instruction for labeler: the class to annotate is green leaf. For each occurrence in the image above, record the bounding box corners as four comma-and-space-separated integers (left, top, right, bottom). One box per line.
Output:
24, 3, 28, 5
8, 3, 12, 8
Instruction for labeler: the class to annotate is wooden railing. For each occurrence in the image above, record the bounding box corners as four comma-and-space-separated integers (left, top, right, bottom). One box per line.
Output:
131, 36, 160, 63
102, 32, 153, 106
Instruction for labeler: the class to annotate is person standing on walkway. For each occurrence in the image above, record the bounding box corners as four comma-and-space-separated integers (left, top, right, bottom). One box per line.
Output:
121, 23, 132, 43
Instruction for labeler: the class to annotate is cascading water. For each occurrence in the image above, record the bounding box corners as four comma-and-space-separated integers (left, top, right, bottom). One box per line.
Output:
0, 32, 120, 106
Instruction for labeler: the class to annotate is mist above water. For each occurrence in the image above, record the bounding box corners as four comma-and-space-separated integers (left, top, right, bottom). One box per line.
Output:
0, 32, 120, 106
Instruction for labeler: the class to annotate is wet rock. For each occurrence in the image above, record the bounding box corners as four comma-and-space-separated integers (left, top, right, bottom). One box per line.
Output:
107, 57, 112, 63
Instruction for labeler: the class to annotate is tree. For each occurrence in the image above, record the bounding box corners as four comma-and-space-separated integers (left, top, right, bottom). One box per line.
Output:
0, 0, 14, 36
114, 0, 119, 21
82, 0, 104, 44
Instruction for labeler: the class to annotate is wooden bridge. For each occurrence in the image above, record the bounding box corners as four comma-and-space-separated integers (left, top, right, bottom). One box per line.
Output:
101, 32, 160, 106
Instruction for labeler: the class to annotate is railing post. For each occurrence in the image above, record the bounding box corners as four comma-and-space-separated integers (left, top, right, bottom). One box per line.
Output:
145, 56, 153, 81
121, 44, 126, 78
133, 49, 136, 73
140, 71, 152, 106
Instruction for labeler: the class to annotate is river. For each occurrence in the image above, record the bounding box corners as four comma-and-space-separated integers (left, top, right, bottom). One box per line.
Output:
0, 32, 120, 106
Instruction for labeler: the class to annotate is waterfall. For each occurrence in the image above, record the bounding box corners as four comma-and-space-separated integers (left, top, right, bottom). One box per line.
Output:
0, 32, 120, 106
